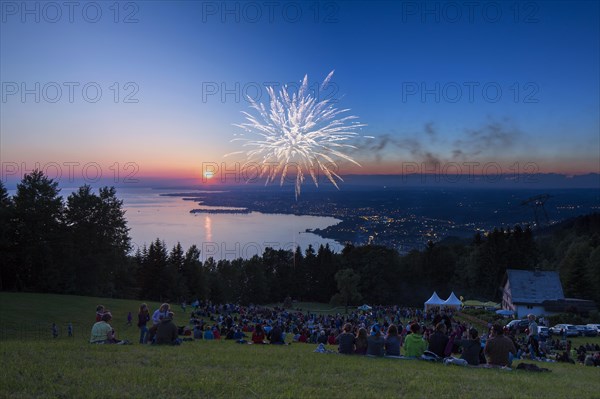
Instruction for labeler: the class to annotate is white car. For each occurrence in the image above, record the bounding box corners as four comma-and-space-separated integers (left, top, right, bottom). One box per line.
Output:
506, 319, 529, 331
549, 324, 578, 337
587, 324, 600, 333
538, 326, 550, 338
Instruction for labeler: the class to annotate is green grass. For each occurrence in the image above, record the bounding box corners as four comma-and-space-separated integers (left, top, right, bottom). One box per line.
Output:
0, 292, 167, 342
1, 293, 600, 398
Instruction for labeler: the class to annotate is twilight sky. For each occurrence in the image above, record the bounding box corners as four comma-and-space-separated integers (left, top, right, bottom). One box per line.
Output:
1, 1, 599, 186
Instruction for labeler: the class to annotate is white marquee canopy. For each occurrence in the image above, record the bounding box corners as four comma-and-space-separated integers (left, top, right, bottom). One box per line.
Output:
424, 291, 463, 310
424, 291, 444, 310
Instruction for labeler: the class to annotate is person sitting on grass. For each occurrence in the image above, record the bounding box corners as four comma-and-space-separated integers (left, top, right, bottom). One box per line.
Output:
327, 330, 337, 345
310, 330, 319, 344
147, 303, 170, 344
367, 325, 385, 356
404, 323, 427, 358
384, 324, 401, 357
336, 323, 355, 355
203, 326, 214, 340
298, 329, 308, 343
317, 330, 328, 345
269, 324, 284, 344
156, 312, 180, 345
444, 327, 482, 366
484, 324, 516, 367
193, 323, 203, 340
556, 350, 575, 364
233, 327, 245, 341
355, 327, 368, 355
456, 328, 482, 366
212, 326, 221, 340
90, 313, 121, 344
427, 323, 449, 358
252, 324, 266, 344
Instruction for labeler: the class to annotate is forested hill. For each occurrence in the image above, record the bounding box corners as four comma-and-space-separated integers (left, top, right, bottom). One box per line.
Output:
535, 213, 600, 305
0, 172, 598, 308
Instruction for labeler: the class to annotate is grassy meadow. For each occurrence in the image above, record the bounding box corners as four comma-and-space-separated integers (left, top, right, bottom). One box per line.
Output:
1, 293, 599, 398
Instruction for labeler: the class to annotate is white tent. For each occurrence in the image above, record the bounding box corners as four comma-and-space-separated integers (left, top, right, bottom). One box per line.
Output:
443, 292, 462, 309
424, 292, 444, 310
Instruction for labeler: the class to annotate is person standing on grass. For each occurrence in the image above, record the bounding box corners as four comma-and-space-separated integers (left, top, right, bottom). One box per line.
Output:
137, 303, 150, 344
96, 305, 106, 322
527, 314, 539, 358
127, 312, 132, 326
147, 303, 170, 344
68, 322, 73, 337
404, 323, 427, 357
52, 323, 58, 338
484, 324, 516, 367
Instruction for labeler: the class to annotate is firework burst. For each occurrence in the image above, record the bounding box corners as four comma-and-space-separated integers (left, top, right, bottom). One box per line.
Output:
228, 71, 366, 198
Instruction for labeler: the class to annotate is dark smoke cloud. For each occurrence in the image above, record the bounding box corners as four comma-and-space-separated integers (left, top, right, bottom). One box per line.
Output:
424, 122, 436, 138
351, 118, 521, 165
453, 119, 518, 159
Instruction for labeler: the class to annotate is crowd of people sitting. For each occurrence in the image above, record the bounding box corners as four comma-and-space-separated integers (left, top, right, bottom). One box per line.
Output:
89, 301, 600, 367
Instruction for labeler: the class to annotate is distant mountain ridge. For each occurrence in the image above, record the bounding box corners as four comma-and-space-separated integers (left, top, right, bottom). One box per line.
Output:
2, 172, 598, 190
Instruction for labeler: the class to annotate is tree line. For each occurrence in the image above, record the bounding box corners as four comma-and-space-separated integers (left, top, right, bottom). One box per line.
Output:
1, 171, 598, 307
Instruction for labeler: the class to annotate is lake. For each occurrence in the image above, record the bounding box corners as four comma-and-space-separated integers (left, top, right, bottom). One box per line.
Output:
119, 188, 342, 260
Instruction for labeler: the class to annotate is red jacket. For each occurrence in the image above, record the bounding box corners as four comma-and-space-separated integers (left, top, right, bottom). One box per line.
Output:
252, 331, 265, 344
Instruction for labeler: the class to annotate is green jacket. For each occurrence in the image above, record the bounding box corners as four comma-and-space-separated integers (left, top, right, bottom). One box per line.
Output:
403, 333, 427, 357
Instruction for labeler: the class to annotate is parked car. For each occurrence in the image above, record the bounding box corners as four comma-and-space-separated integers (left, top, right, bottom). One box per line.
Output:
549, 324, 579, 337
587, 324, 600, 334
538, 326, 550, 338
584, 326, 598, 337
575, 325, 598, 337
506, 319, 529, 332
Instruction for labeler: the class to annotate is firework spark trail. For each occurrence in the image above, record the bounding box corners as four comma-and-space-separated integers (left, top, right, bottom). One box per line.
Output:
228, 71, 366, 198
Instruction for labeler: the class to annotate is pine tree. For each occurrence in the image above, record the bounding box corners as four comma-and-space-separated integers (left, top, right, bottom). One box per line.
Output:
139, 239, 171, 301
169, 242, 186, 300
64, 185, 132, 296
559, 239, 593, 299
182, 245, 206, 300
12, 170, 64, 291
0, 181, 15, 290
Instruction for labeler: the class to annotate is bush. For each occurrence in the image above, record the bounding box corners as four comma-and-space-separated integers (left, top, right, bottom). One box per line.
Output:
547, 313, 586, 326
461, 308, 500, 323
